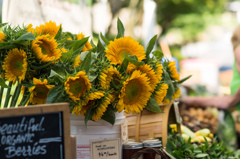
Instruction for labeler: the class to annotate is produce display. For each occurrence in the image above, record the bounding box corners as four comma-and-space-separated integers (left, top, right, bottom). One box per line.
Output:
170, 124, 214, 143
179, 104, 218, 134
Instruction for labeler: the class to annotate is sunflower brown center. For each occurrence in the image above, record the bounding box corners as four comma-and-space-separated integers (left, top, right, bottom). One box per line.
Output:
69, 78, 86, 95
11, 56, 24, 76
13, 60, 23, 71
125, 81, 139, 102
35, 85, 49, 98
119, 48, 132, 60
39, 40, 51, 55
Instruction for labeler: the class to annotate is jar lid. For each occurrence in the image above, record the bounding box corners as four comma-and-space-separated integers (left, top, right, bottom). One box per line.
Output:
143, 140, 162, 148
123, 139, 136, 144
141, 139, 159, 143
122, 142, 143, 149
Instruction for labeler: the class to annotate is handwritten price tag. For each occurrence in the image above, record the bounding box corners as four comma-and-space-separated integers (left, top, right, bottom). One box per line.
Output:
121, 119, 128, 142
90, 138, 121, 159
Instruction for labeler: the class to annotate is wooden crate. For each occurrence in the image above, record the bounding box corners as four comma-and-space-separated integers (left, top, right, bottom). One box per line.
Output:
124, 102, 181, 147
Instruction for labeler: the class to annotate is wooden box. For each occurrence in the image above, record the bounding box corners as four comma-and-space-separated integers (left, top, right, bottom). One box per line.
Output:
124, 102, 181, 147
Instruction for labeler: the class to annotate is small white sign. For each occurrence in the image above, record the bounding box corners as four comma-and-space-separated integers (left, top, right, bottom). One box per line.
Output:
90, 138, 121, 159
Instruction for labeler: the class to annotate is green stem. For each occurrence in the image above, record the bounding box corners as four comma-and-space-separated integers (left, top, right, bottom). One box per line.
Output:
10, 83, 21, 107
0, 87, 4, 108
4, 82, 13, 108
0, 86, 4, 108
21, 94, 30, 106
19, 87, 27, 106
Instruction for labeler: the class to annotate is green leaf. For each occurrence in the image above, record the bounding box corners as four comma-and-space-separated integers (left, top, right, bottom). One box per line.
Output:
116, 18, 125, 38
177, 75, 192, 84
146, 97, 164, 113
16, 32, 36, 41
54, 24, 62, 41
101, 108, 116, 125
166, 139, 176, 152
21, 81, 34, 88
125, 54, 144, 66
84, 107, 95, 126
47, 86, 62, 103
0, 23, 8, 28
88, 74, 98, 82
64, 40, 77, 47
195, 153, 209, 158
0, 77, 9, 88
96, 39, 105, 53
90, 39, 96, 47
100, 32, 109, 45
0, 44, 16, 50
78, 51, 92, 74
118, 58, 129, 74
49, 69, 64, 79
152, 50, 164, 60
72, 37, 89, 51
31, 60, 53, 70
145, 35, 157, 61
163, 69, 175, 101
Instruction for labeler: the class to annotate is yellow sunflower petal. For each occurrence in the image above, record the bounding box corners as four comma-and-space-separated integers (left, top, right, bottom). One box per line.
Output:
0, 32, 6, 42
65, 71, 91, 102
31, 34, 62, 63
127, 64, 159, 91
92, 94, 113, 121
73, 55, 82, 68
27, 24, 34, 33
168, 61, 180, 81
116, 70, 152, 114
77, 33, 93, 52
29, 78, 55, 104
99, 66, 121, 89
2, 48, 27, 84
34, 21, 61, 37
155, 62, 163, 81
172, 88, 181, 100
155, 83, 169, 105
105, 37, 145, 65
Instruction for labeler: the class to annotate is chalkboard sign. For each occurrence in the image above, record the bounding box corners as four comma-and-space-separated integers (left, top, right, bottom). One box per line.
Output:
0, 103, 71, 159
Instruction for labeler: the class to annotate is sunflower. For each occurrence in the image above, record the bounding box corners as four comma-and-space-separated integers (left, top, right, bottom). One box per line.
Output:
92, 93, 113, 121
31, 35, 62, 63
35, 21, 61, 37
77, 33, 93, 52
26, 24, 34, 33
168, 61, 180, 81
99, 66, 121, 89
105, 37, 145, 65
72, 91, 105, 116
2, 48, 27, 84
163, 88, 181, 105
155, 62, 163, 81
172, 88, 181, 100
154, 83, 169, 105
127, 64, 158, 91
65, 71, 91, 102
116, 70, 152, 114
29, 78, 55, 104
0, 32, 6, 42
73, 55, 82, 68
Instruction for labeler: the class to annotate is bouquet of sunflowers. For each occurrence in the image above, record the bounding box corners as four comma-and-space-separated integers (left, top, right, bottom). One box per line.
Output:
0, 19, 190, 125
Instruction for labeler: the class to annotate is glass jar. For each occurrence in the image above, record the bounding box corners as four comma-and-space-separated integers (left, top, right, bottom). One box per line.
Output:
142, 140, 162, 159
122, 142, 143, 159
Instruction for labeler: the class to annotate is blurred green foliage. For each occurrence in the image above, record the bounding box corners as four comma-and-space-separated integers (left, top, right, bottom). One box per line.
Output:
154, 0, 228, 36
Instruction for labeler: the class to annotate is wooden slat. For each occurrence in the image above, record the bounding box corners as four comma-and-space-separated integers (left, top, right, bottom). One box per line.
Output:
128, 122, 163, 136
127, 113, 163, 126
